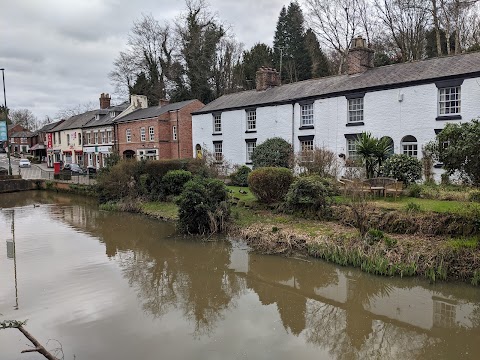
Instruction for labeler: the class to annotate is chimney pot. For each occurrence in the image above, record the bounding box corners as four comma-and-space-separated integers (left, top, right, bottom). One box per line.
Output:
99, 93, 111, 109
347, 36, 375, 75
159, 98, 170, 107
256, 67, 281, 91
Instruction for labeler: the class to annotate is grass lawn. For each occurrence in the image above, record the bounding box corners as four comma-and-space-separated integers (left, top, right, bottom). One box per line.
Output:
334, 195, 479, 214
142, 202, 179, 220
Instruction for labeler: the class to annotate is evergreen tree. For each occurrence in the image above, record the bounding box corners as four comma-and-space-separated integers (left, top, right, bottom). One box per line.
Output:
241, 43, 274, 90
273, 2, 312, 83
129, 71, 163, 107
304, 29, 330, 78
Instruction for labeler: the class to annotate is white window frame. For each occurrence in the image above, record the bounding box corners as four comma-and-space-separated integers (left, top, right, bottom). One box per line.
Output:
94, 132, 98, 144
347, 137, 360, 161
300, 103, 314, 127
126, 129, 131, 143
246, 109, 256, 131
140, 127, 146, 142
213, 142, 223, 162
149, 126, 154, 141
101, 132, 106, 144
300, 140, 314, 162
213, 114, 222, 133
86, 133, 91, 145
172, 126, 177, 141
348, 97, 364, 123
246, 141, 256, 163
401, 136, 418, 157
438, 86, 461, 115
107, 131, 112, 143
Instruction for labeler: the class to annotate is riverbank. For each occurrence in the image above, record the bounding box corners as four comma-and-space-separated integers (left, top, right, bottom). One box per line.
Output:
111, 188, 480, 285
41, 180, 480, 285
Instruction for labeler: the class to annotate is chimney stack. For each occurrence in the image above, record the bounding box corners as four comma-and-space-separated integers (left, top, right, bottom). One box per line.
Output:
99, 93, 111, 109
159, 99, 170, 107
347, 36, 374, 75
256, 67, 281, 91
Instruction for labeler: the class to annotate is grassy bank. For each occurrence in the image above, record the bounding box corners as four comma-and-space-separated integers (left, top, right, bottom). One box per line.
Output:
97, 184, 480, 285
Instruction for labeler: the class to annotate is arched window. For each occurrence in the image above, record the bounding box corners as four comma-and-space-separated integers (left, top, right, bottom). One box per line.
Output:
381, 136, 394, 156
401, 135, 418, 157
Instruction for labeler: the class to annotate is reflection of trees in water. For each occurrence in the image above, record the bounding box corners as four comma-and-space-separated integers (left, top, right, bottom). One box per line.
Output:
48, 199, 480, 354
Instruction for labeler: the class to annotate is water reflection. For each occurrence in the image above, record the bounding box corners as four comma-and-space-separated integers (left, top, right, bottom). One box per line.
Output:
1, 191, 479, 359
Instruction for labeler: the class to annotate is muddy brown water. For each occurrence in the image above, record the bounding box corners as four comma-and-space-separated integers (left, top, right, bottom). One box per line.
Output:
0, 191, 479, 360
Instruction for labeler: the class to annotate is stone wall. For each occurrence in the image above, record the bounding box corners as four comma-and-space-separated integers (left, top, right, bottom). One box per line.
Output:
0, 179, 37, 193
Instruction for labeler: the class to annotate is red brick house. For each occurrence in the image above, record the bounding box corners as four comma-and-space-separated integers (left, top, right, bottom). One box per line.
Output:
114, 99, 204, 160
10, 130, 35, 154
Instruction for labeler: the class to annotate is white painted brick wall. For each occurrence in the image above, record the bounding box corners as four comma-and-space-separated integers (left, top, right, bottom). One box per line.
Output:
192, 77, 480, 179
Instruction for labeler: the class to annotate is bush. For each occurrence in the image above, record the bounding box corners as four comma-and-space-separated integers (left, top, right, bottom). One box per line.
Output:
251, 137, 293, 169
162, 170, 193, 196
285, 175, 333, 216
469, 190, 480, 203
248, 167, 294, 204
405, 202, 421, 212
96, 160, 141, 203
229, 165, 251, 187
176, 177, 230, 234
382, 154, 422, 185
295, 146, 339, 178
407, 183, 422, 198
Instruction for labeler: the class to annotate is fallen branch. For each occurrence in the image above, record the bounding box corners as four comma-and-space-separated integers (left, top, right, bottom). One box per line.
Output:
0, 320, 59, 360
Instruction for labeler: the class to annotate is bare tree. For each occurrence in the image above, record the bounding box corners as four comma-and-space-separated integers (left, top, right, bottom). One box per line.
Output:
374, 0, 429, 61
55, 102, 96, 120
305, 0, 370, 74
9, 109, 38, 131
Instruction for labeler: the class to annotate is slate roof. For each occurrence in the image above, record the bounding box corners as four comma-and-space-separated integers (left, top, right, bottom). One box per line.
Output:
82, 102, 129, 128
53, 110, 97, 131
115, 100, 197, 123
10, 131, 34, 137
38, 120, 63, 133
194, 51, 480, 114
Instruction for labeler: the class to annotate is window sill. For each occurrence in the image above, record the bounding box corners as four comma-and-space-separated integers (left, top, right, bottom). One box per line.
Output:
245, 162, 253, 165
433, 163, 444, 168
436, 115, 462, 121
346, 122, 364, 127
299, 125, 314, 130
212, 133, 222, 136
245, 130, 257, 133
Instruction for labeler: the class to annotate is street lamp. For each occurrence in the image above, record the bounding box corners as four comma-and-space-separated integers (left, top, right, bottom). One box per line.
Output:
0, 68, 13, 175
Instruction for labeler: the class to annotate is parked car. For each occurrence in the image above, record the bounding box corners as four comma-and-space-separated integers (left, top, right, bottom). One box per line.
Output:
64, 163, 84, 174
19, 159, 31, 168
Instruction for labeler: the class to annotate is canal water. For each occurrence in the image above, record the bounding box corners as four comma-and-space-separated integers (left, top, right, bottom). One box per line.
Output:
0, 191, 479, 360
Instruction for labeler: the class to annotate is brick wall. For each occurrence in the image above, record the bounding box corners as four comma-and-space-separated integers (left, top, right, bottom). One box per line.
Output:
116, 100, 204, 160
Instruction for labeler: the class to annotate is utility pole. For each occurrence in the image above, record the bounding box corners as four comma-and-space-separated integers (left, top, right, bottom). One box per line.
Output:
274, 46, 284, 82
1, 68, 13, 175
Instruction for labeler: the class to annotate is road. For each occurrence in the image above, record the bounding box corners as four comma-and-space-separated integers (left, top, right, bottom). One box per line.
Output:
0, 154, 51, 180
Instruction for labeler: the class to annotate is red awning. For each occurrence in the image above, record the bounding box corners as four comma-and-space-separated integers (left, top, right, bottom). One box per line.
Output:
63, 150, 72, 154
75, 150, 83, 154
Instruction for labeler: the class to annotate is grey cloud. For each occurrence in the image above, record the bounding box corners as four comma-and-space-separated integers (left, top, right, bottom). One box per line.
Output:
1, 0, 286, 120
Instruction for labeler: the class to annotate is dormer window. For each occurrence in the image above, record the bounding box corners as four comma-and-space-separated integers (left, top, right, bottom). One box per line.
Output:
95, 114, 100, 121
110, 111, 116, 118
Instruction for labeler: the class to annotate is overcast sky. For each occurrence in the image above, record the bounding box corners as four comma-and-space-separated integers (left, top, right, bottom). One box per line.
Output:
1, 0, 287, 121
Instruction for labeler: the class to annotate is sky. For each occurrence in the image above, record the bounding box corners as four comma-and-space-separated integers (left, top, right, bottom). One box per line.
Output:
1, 0, 287, 121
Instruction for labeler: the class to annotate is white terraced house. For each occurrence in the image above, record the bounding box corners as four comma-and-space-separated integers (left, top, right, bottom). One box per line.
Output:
192, 36, 480, 180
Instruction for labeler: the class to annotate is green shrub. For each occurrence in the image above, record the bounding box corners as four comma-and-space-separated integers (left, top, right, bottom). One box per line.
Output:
251, 137, 293, 169
382, 154, 422, 185
176, 177, 230, 234
248, 167, 294, 204
96, 160, 141, 203
162, 170, 193, 196
407, 183, 422, 198
285, 175, 333, 216
469, 190, 480, 203
366, 229, 385, 244
405, 202, 421, 212
229, 165, 251, 187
